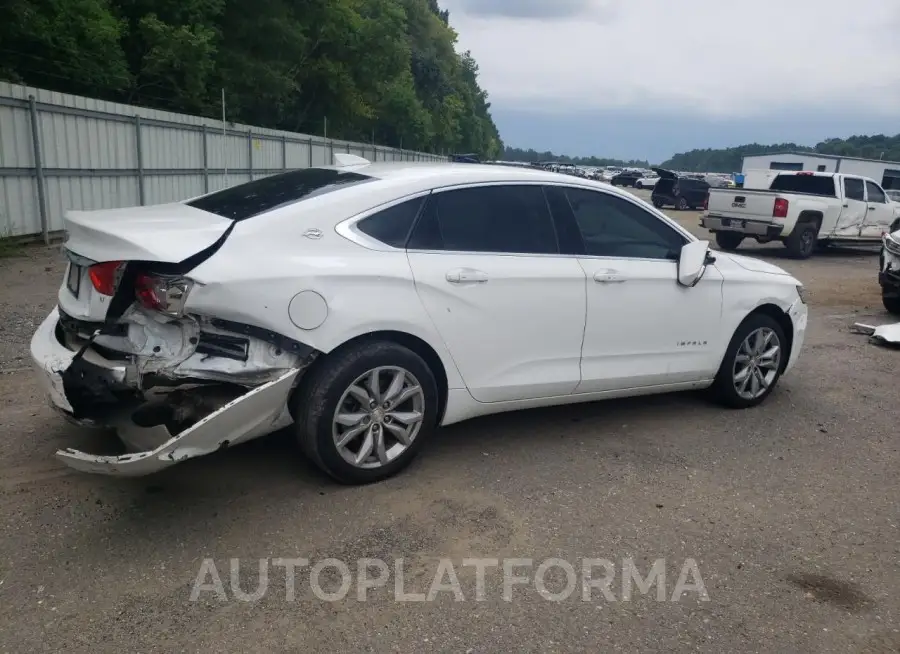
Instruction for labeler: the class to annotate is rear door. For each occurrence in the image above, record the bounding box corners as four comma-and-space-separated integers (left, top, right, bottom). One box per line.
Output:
861, 180, 897, 238
836, 177, 867, 236
406, 184, 587, 403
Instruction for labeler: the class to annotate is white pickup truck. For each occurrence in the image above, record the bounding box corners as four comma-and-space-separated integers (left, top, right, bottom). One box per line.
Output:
701, 171, 900, 258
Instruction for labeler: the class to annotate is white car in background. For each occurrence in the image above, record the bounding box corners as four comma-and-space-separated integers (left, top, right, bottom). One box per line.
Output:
635, 175, 659, 189
886, 189, 900, 203
31, 156, 808, 484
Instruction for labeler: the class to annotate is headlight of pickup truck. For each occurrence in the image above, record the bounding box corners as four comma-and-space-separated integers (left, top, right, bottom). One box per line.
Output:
796, 285, 807, 304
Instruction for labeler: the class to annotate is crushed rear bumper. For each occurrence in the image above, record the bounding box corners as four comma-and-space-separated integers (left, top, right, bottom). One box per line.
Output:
31, 308, 305, 476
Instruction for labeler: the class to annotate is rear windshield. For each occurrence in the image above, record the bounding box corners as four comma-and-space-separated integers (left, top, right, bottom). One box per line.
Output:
769, 174, 836, 197
187, 168, 373, 220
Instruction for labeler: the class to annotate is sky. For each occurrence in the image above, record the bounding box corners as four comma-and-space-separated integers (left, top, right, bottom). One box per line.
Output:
440, 0, 900, 163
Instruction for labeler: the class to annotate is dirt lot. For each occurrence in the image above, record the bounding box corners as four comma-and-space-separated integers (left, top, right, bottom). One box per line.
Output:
0, 194, 898, 653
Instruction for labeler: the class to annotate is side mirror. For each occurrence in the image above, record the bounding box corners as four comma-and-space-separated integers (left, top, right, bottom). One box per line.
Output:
678, 240, 711, 287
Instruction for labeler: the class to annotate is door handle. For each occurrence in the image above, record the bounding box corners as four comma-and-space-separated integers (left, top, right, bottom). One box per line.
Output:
593, 270, 627, 284
446, 268, 488, 284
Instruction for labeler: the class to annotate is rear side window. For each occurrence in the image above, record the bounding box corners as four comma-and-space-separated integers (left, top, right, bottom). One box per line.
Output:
769, 174, 836, 197
408, 185, 558, 254
356, 197, 424, 247
187, 168, 373, 221
844, 178, 865, 201
866, 181, 887, 203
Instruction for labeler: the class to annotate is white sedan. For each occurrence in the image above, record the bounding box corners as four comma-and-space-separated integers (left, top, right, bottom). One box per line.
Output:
31, 156, 808, 484
635, 175, 659, 190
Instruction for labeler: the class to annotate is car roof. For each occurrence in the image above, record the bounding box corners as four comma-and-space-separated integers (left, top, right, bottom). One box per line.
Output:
348, 161, 572, 184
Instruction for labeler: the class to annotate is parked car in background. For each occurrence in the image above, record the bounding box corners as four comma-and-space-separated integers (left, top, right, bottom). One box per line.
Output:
31, 157, 808, 483
703, 171, 900, 259
635, 175, 659, 190
885, 189, 900, 203
879, 220, 900, 315
651, 168, 711, 210
610, 171, 644, 187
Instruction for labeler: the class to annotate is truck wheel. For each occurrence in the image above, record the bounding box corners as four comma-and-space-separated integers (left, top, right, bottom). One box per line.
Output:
785, 222, 817, 259
883, 293, 900, 316
715, 232, 743, 251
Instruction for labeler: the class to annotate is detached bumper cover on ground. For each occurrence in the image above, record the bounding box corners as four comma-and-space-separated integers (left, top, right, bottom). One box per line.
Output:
31, 308, 302, 476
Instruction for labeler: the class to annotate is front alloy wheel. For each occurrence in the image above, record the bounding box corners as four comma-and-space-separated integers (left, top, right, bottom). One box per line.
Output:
333, 367, 425, 469
711, 313, 787, 408
732, 327, 782, 401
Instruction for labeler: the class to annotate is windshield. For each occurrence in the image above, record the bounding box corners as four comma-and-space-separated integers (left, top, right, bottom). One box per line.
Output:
769, 174, 836, 197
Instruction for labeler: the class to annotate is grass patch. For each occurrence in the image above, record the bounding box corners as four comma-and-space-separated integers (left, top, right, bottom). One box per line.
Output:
0, 234, 26, 259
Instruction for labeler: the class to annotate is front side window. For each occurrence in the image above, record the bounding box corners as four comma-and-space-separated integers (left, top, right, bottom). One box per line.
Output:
563, 188, 686, 260
866, 181, 887, 203
408, 185, 558, 255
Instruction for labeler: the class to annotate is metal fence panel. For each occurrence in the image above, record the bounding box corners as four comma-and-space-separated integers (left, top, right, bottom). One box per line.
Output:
0, 81, 446, 241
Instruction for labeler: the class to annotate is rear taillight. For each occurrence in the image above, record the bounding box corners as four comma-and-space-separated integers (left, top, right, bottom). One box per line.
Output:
703, 194, 709, 211
88, 261, 124, 296
773, 198, 789, 219
135, 273, 193, 317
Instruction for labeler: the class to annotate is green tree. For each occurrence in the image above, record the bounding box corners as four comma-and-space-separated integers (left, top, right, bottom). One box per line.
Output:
0, 0, 502, 158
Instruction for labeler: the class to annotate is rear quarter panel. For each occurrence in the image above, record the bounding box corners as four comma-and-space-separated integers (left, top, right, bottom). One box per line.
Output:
183, 214, 467, 391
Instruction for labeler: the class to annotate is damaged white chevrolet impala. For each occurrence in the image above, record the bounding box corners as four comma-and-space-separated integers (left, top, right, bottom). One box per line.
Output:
32, 156, 808, 484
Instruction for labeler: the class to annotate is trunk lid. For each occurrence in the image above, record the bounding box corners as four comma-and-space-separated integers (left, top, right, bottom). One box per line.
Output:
59, 203, 232, 322
64, 203, 232, 263
651, 167, 678, 179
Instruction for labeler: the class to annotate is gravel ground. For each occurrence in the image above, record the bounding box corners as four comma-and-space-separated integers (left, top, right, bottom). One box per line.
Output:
0, 193, 898, 653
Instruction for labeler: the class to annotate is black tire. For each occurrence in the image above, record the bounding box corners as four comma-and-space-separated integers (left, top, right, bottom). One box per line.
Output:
676, 197, 689, 211
883, 292, 900, 316
710, 312, 787, 409
635, 182, 643, 190
291, 340, 439, 484
652, 199, 664, 209
785, 221, 817, 259
715, 231, 744, 251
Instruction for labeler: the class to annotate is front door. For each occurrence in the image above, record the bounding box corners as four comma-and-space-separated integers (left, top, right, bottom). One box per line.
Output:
861, 180, 897, 238
548, 185, 724, 393
406, 184, 587, 403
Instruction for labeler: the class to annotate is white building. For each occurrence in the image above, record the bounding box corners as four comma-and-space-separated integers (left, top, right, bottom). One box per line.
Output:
741, 151, 900, 190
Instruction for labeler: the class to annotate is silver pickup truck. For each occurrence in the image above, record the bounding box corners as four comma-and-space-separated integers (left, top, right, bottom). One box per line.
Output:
702, 171, 899, 259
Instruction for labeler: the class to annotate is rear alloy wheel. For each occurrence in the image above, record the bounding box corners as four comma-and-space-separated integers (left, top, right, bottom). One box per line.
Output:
715, 231, 744, 251
292, 341, 438, 484
785, 221, 817, 259
676, 197, 689, 211
711, 313, 786, 409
